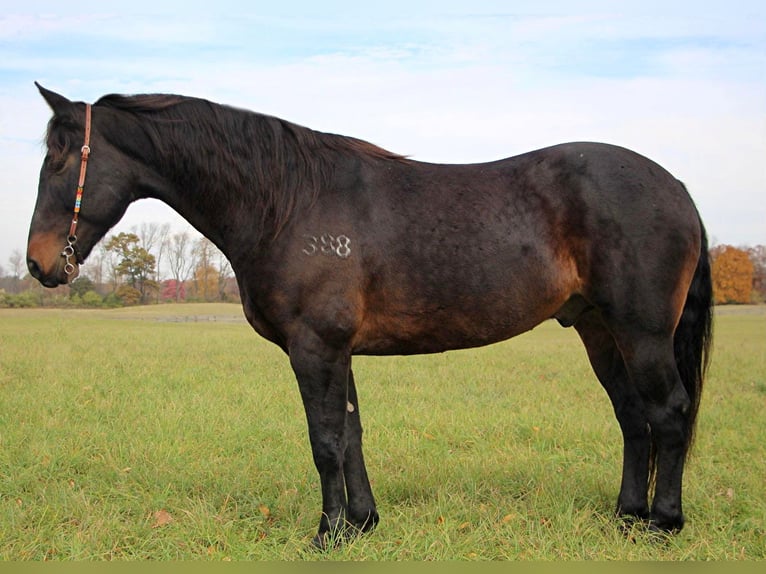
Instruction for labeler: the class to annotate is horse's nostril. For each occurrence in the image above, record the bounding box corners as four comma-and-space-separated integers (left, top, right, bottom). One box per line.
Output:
27, 257, 42, 280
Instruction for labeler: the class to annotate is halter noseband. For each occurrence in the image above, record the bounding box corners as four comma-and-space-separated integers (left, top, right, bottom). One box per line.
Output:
62, 103, 92, 276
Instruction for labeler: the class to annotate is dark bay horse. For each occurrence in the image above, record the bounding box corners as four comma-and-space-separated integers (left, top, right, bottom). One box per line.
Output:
27, 84, 712, 547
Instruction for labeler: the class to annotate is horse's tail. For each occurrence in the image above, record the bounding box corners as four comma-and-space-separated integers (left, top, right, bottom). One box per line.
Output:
673, 214, 714, 457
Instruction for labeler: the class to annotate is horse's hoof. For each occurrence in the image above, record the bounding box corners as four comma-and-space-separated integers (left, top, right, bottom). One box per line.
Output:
648, 516, 684, 535
309, 529, 349, 551
310, 513, 379, 551
311, 532, 330, 551
350, 509, 380, 534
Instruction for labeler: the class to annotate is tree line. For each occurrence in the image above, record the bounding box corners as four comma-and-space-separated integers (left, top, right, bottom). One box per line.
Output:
1, 226, 765, 308
0, 223, 238, 308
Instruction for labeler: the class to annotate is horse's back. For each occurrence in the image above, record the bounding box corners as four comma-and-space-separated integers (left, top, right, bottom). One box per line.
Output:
349, 142, 700, 354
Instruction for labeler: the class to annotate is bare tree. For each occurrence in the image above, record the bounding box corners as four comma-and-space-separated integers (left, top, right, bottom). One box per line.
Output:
136, 223, 170, 274
155, 223, 171, 284
135, 222, 161, 254
7, 249, 25, 293
84, 248, 104, 288
166, 231, 194, 302
8, 249, 24, 279
747, 245, 766, 302
99, 238, 121, 293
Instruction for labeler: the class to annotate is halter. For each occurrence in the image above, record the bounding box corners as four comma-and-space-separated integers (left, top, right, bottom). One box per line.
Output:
61, 103, 92, 275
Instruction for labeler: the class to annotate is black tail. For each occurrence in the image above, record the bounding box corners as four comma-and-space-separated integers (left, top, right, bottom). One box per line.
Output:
673, 217, 714, 457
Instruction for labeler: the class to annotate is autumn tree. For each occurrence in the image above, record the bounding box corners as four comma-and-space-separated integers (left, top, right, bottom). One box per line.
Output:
710, 245, 754, 304
105, 232, 158, 304
213, 244, 234, 301
161, 279, 186, 302
191, 237, 218, 302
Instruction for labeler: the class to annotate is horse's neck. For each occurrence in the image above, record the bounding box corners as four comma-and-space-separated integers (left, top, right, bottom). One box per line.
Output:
141, 110, 332, 262
149, 139, 279, 263
147, 149, 237, 256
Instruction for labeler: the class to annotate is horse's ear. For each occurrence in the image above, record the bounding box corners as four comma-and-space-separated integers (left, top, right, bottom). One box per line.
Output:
35, 82, 74, 115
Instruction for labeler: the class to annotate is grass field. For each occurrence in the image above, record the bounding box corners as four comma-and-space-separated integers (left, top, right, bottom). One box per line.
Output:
0, 303, 764, 560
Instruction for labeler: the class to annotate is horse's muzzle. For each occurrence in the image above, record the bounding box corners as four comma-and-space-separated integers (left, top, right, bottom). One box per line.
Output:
26, 232, 77, 287
27, 256, 65, 288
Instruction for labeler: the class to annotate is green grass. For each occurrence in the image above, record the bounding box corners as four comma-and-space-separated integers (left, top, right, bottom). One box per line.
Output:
0, 304, 764, 560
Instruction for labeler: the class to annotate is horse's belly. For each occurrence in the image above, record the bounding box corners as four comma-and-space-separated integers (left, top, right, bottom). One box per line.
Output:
351, 303, 552, 356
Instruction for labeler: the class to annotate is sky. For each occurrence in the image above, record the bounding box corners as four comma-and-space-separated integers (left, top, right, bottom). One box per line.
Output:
1, 0, 764, 273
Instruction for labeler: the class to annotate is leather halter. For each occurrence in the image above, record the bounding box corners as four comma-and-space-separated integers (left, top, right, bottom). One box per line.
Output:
62, 103, 92, 275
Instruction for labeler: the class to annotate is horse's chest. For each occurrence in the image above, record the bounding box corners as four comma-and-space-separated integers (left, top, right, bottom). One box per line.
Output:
240, 292, 287, 350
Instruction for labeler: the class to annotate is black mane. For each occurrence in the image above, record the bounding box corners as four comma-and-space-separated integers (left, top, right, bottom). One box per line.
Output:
92, 93, 406, 238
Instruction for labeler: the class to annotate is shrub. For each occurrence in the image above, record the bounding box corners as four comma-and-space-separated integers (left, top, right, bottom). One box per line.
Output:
2, 292, 39, 308
81, 290, 104, 307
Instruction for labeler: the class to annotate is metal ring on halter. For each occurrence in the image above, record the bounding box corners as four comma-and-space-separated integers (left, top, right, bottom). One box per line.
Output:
62, 236, 78, 275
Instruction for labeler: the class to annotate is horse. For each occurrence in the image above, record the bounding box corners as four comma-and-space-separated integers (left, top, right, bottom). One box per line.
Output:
27, 83, 713, 548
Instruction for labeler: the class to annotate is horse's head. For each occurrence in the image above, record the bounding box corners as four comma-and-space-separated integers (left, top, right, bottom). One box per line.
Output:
27, 84, 134, 287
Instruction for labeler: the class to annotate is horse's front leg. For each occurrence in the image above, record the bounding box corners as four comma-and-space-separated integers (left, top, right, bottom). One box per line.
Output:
344, 368, 379, 533
289, 336, 354, 548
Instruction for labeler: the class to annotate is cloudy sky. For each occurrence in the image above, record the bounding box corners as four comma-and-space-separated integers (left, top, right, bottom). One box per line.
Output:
1, 0, 764, 272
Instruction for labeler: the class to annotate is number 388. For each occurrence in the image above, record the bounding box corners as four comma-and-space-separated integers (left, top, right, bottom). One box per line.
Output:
302, 234, 352, 259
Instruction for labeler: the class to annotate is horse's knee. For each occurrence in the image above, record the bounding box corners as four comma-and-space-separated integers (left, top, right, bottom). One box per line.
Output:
308, 430, 345, 472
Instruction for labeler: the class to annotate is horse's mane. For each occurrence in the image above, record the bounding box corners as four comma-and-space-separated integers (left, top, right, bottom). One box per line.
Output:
86, 93, 406, 239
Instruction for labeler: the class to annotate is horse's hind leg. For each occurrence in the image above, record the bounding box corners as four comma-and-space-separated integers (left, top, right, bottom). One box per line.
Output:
616, 330, 691, 532
575, 311, 651, 520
